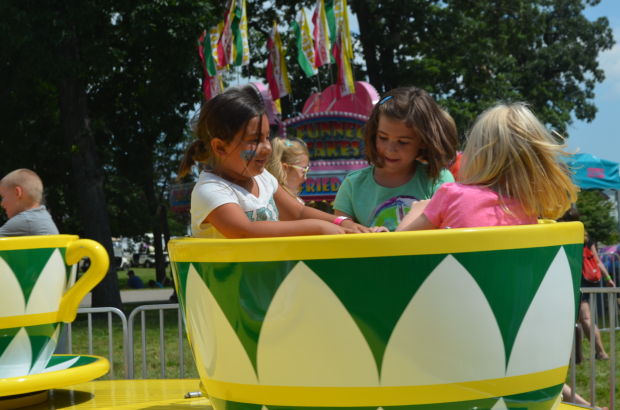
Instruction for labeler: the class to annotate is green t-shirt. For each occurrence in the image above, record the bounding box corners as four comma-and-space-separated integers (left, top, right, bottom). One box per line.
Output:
333, 164, 454, 231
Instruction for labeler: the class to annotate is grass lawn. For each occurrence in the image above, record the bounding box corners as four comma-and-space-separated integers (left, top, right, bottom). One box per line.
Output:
67, 304, 619, 408
570, 330, 619, 409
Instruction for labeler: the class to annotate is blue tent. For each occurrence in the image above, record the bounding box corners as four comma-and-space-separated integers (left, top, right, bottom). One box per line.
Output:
568, 153, 620, 190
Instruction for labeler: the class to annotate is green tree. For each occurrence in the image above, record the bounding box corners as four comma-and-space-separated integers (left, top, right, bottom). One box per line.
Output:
90, 1, 213, 283
577, 190, 619, 245
348, 0, 614, 137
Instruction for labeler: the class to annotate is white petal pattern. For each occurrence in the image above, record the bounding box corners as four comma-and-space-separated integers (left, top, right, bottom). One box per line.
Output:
0, 328, 31, 378
382, 255, 505, 385
491, 398, 508, 409
28, 325, 61, 375
39, 355, 80, 374
186, 267, 257, 384
507, 247, 575, 376
257, 262, 378, 386
26, 249, 66, 315
0, 257, 26, 318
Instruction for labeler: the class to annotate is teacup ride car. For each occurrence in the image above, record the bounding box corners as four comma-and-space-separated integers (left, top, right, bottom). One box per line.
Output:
166, 221, 587, 410
0, 223, 592, 409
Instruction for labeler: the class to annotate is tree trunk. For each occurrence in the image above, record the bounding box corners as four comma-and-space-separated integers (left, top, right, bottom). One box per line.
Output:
350, 0, 384, 92
141, 162, 167, 284
57, 31, 122, 310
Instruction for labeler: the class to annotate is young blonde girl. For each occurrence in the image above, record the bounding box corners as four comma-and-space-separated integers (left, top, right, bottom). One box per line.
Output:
266, 138, 310, 204
333, 86, 458, 231
397, 102, 579, 231
177, 85, 370, 238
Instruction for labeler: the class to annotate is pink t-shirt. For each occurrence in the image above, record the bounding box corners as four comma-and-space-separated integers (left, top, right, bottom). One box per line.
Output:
424, 183, 537, 229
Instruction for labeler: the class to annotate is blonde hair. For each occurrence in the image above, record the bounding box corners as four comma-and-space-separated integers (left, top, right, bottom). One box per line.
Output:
0, 169, 44, 204
266, 138, 309, 191
459, 102, 578, 219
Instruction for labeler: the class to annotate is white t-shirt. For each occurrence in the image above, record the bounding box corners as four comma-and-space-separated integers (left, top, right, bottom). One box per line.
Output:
190, 170, 280, 238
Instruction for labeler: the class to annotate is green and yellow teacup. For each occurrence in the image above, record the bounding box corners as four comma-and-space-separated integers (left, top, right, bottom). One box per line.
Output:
169, 222, 583, 410
0, 235, 108, 378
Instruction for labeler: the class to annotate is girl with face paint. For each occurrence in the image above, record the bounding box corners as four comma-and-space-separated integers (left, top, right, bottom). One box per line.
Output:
178, 85, 373, 238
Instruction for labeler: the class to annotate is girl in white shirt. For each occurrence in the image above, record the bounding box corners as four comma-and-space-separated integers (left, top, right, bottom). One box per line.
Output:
177, 85, 370, 238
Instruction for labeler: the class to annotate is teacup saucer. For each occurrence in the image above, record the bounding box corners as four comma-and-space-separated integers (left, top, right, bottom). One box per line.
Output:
0, 354, 109, 397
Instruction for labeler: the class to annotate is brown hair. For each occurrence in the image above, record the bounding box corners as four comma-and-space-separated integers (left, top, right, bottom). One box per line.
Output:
460, 102, 578, 219
177, 85, 265, 178
364, 87, 457, 180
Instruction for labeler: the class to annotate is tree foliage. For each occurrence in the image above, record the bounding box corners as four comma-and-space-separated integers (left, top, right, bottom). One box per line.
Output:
576, 190, 619, 245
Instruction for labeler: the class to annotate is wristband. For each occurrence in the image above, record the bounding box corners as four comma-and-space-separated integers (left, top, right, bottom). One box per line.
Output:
604, 274, 612, 282
333, 216, 351, 226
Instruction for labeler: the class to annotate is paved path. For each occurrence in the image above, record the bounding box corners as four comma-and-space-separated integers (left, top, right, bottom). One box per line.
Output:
79, 288, 175, 307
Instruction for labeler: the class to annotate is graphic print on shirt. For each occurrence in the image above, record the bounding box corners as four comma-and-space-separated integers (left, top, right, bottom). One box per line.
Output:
245, 198, 279, 222
369, 195, 419, 231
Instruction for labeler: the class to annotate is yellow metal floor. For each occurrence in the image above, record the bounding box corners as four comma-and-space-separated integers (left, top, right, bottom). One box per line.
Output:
0, 379, 592, 409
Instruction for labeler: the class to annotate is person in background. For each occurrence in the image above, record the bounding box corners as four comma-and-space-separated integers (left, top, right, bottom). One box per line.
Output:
127, 270, 144, 289
333, 86, 457, 231
0, 168, 59, 236
560, 205, 615, 361
266, 137, 310, 204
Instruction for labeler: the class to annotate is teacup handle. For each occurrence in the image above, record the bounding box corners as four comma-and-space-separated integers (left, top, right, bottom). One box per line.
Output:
57, 239, 109, 323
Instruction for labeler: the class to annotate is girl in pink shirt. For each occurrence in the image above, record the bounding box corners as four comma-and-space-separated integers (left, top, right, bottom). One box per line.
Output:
396, 102, 579, 230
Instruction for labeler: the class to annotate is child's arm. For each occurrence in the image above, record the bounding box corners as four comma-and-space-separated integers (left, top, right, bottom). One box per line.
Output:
396, 200, 436, 231
274, 186, 372, 233
206, 203, 350, 238
396, 200, 430, 230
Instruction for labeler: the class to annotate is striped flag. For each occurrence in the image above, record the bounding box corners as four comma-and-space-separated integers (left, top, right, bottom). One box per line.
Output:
209, 25, 222, 70
334, 0, 353, 59
325, 0, 336, 47
292, 9, 316, 77
332, 28, 355, 97
198, 31, 224, 100
217, 0, 236, 67
232, 0, 250, 66
200, 26, 219, 76
266, 22, 291, 100
312, 0, 330, 68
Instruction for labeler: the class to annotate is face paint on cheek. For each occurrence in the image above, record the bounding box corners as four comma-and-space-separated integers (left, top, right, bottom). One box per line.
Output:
240, 150, 255, 162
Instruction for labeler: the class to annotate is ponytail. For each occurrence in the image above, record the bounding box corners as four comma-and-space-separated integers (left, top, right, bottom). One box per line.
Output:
177, 140, 210, 179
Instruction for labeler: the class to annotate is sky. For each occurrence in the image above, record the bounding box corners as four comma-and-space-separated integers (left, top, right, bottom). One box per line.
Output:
564, 0, 620, 164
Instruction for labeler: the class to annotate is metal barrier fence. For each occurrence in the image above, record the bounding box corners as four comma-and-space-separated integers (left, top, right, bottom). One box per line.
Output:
67, 292, 618, 407
65, 306, 129, 379
567, 287, 619, 410
126, 303, 187, 379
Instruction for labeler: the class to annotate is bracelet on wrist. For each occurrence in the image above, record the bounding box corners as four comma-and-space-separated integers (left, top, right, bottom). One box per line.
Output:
333, 216, 351, 226
604, 275, 612, 282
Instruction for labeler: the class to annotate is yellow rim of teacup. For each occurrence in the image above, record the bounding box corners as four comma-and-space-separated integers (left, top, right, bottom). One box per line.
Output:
0, 234, 79, 250
0, 312, 61, 329
204, 366, 567, 407
168, 222, 583, 263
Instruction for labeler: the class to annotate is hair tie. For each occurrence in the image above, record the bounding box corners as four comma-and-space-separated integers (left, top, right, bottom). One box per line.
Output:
284, 139, 294, 147
378, 96, 393, 105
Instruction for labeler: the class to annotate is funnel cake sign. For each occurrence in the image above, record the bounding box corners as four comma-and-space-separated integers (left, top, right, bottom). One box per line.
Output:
284, 81, 379, 201
284, 112, 368, 201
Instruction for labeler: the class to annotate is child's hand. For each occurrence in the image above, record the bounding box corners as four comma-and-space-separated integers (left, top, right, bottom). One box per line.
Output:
316, 220, 349, 235
340, 219, 373, 233
369, 226, 389, 233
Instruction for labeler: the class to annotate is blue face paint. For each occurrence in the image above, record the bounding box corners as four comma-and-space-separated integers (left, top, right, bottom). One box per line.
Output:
241, 150, 255, 162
